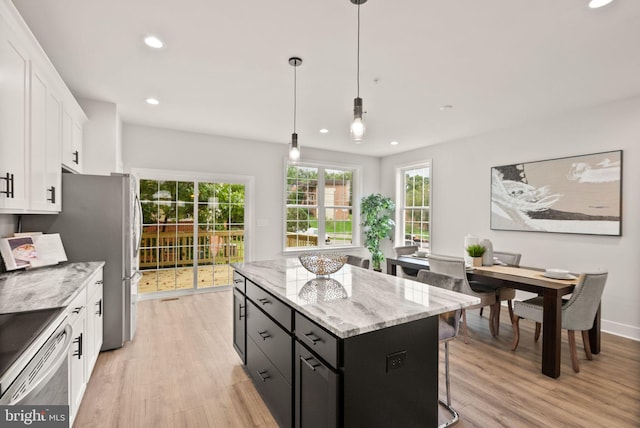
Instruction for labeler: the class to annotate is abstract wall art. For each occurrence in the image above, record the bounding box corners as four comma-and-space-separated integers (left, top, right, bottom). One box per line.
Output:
491, 150, 622, 236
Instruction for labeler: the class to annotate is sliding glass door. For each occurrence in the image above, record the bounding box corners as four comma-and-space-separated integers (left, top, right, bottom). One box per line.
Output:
138, 177, 246, 295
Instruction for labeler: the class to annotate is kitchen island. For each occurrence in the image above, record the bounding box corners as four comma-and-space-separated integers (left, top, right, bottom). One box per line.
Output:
232, 258, 480, 428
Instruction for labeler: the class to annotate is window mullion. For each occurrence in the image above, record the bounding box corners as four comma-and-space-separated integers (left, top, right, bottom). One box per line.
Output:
317, 167, 326, 247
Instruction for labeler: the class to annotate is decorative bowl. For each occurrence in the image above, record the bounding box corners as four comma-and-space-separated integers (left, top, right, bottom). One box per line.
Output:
298, 253, 348, 276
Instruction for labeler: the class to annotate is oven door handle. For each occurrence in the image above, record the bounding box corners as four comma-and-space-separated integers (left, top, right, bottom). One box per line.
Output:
1, 324, 73, 405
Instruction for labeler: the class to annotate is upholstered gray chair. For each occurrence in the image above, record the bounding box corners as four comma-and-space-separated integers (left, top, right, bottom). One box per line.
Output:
511, 272, 607, 373
346, 255, 370, 269
478, 251, 522, 334
416, 270, 462, 428
393, 245, 419, 278
427, 254, 497, 342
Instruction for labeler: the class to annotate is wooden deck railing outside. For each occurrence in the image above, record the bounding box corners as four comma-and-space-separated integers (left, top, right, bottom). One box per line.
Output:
140, 230, 244, 268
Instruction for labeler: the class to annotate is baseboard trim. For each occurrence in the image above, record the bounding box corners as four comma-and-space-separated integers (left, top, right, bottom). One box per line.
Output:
601, 319, 640, 341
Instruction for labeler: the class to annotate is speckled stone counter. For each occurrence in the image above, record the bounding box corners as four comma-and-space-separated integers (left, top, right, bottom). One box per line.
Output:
232, 258, 480, 339
0, 261, 105, 313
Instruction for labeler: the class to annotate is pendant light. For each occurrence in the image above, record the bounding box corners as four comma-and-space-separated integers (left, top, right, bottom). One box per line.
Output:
288, 57, 302, 163
350, 0, 367, 143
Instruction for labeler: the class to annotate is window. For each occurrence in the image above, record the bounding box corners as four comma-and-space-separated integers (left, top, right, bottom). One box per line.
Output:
285, 162, 358, 250
137, 172, 249, 295
398, 163, 431, 249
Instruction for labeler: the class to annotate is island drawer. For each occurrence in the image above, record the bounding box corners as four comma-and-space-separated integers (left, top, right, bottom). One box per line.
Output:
247, 300, 293, 384
232, 271, 245, 293
246, 280, 292, 332
247, 337, 292, 428
295, 313, 340, 369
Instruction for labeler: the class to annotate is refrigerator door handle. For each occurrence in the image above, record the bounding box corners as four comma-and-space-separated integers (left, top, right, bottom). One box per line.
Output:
134, 194, 143, 255
124, 270, 143, 282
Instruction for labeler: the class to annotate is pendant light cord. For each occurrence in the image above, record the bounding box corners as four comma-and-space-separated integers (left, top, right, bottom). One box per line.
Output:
293, 62, 297, 133
356, 2, 361, 98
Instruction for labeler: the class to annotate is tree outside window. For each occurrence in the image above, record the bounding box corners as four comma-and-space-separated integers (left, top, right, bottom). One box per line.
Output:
401, 164, 431, 249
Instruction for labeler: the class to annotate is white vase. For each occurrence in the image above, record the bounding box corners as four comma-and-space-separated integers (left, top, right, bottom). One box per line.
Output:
480, 239, 493, 266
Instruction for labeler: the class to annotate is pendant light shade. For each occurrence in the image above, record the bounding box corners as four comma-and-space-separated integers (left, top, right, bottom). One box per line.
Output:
350, 97, 365, 142
288, 57, 302, 163
350, 0, 367, 143
290, 132, 300, 162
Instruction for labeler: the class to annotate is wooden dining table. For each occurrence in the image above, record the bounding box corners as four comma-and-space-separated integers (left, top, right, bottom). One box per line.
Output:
386, 256, 600, 378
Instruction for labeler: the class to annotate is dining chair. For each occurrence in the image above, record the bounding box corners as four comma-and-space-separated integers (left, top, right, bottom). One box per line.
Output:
478, 251, 522, 334
346, 255, 370, 269
393, 245, 419, 278
416, 270, 462, 428
511, 271, 607, 373
426, 254, 497, 342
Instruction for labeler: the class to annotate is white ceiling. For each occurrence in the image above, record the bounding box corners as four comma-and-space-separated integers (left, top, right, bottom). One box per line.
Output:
11, 0, 640, 157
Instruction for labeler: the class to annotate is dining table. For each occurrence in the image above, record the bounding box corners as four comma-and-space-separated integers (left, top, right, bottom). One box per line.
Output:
386, 255, 600, 378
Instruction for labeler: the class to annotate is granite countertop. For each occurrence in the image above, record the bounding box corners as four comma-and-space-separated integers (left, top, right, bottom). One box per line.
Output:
0, 261, 105, 314
232, 258, 480, 339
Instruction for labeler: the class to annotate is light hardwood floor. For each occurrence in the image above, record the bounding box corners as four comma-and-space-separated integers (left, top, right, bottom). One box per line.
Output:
74, 290, 640, 428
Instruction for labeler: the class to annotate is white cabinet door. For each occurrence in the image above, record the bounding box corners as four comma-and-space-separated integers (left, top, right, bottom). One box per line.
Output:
29, 64, 61, 212
68, 303, 86, 425
62, 106, 83, 173
85, 271, 103, 378
46, 88, 62, 211
0, 19, 29, 211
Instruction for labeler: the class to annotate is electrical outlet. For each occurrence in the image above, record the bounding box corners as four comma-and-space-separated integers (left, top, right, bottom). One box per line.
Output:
386, 351, 406, 372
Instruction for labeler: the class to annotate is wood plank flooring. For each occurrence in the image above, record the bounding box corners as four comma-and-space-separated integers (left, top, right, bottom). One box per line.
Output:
73, 290, 640, 428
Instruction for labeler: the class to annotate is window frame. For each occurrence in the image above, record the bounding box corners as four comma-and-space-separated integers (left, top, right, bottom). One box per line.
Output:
283, 158, 362, 253
395, 160, 432, 250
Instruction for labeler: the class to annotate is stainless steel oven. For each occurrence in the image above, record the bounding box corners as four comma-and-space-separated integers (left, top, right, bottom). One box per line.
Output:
0, 310, 71, 406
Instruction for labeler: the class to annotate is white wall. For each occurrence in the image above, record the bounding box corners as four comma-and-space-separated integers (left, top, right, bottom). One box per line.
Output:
380, 96, 640, 339
78, 98, 123, 175
0, 215, 16, 238
122, 124, 379, 261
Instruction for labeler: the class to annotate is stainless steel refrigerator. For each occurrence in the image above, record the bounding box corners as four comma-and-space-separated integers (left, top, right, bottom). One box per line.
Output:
22, 173, 142, 350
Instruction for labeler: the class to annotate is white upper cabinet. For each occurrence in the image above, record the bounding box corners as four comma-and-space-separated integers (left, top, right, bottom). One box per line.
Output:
30, 63, 62, 212
0, 15, 29, 211
0, 1, 86, 213
62, 105, 85, 174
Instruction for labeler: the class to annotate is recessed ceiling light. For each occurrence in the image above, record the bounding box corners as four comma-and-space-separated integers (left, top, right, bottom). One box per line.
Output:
146, 98, 159, 105
439, 104, 454, 111
319, 129, 329, 134
144, 35, 164, 49
588, 0, 614, 8
390, 141, 399, 146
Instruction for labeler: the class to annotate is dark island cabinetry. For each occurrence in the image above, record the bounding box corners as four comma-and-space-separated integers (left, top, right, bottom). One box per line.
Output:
232, 269, 441, 428
232, 272, 246, 364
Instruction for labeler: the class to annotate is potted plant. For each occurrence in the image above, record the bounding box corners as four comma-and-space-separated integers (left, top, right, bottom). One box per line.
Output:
361, 193, 395, 271
466, 244, 486, 267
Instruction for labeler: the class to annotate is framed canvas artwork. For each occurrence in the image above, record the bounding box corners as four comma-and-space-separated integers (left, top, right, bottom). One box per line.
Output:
491, 150, 622, 236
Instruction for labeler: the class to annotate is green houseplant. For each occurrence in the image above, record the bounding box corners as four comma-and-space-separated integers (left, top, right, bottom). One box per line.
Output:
466, 244, 486, 267
361, 193, 395, 271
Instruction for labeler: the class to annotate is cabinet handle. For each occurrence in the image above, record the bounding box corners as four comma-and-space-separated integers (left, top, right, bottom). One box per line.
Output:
257, 370, 271, 382
72, 306, 84, 314
303, 332, 322, 345
95, 279, 103, 285
0, 173, 14, 198
73, 150, 79, 165
72, 333, 83, 359
96, 299, 102, 316
238, 304, 245, 320
47, 186, 56, 203
257, 298, 270, 305
301, 356, 321, 371
233, 278, 243, 284
258, 330, 271, 340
